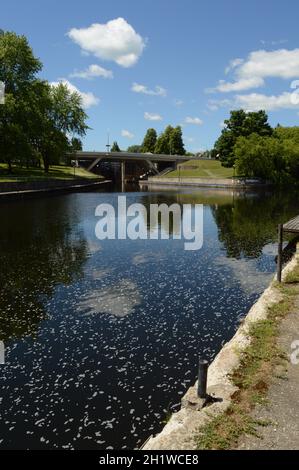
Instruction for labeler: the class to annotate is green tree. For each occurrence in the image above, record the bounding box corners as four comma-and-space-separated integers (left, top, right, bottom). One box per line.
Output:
70, 137, 82, 152
0, 31, 88, 173
154, 125, 174, 154
0, 30, 42, 94
141, 128, 157, 153
111, 141, 121, 152
0, 31, 42, 170
272, 126, 299, 180
214, 110, 272, 167
127, 144, 142, 153
234, 133, 284, 183
34, 82, 88, 172
169, 126, 185, 155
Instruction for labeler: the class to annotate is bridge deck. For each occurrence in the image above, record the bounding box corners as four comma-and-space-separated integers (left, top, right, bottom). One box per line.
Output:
73, 151, 190, 163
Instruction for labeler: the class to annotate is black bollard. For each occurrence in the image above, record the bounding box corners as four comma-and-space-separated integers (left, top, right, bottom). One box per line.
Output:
197, 359, 208, 398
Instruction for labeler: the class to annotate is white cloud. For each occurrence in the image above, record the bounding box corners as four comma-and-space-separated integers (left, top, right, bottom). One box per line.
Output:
207, 98, 232, 111
185, 116, 203, 125
235, 92, 299, 111
67, 18, 145, 67
210, 77, 264, 93
174, 99, 184, 107
225, 58, 244, 75
70, 64, 113, 79
131, 82, 167, 96
144, 112, 163, 121
237, 48, 299, 80
260, 39, 288, 46
50, 79, 99, 108
210, 48, 299, 96
121, 129, 134, 139
208, 91, 299, 112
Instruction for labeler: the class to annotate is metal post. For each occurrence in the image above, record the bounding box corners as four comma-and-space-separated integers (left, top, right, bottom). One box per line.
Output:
277, 224, 283, 282
197, 359, 208, 398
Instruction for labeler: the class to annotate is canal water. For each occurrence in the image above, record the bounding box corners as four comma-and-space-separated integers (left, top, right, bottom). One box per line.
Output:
0, 187, 298, 449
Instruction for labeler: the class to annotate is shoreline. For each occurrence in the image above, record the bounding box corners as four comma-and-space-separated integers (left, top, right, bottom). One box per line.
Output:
143, 250, 298, 450
0, 178, 112, 202
140, 177, 272, 189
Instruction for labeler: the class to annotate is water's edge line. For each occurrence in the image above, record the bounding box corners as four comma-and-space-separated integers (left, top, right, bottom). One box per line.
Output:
142, 251, 298, 450
0, 179, 112, 201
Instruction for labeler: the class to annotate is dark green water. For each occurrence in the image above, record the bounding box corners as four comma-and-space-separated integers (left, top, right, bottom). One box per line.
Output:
0, 187, 298, 449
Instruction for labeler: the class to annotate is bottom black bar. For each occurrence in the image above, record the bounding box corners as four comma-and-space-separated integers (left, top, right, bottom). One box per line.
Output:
0, 449, 297, 467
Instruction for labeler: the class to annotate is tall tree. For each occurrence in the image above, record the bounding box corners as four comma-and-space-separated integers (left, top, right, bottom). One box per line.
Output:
0, 30, 42, 95
0, 31, 42, 170
169, 126, 185, 155
111, 141, 121, 152
40, 83, 88, 172
154, 125, 174, 154
141, 128, 157, 153
0, 31, 88, 173
234, 133, 284, 183
214, 110, 272, 167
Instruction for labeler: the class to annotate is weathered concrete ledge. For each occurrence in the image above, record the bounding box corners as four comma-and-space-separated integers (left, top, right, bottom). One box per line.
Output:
0, 179, 111, 202
143, 251, 299, 450
140, 177, 271, 189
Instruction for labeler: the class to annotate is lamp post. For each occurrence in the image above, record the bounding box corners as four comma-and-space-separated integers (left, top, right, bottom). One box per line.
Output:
106, 131, 111, 153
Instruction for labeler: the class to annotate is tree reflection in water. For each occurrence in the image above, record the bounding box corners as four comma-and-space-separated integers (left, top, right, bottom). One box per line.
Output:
0, 197, 88, 342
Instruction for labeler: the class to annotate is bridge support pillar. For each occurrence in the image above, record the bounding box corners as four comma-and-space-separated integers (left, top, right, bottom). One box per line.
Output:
121, 161, 125, 191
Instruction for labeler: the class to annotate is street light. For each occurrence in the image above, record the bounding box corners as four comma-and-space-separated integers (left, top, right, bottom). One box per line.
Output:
106, 131, 111, 153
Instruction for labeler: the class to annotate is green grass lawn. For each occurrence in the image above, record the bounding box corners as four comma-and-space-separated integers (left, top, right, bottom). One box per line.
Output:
0, 164, 101, 182
164, 159, 234, 178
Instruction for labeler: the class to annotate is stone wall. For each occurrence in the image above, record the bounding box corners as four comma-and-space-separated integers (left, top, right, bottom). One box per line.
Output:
0, 178, 102, 193
142, 177, 269, 188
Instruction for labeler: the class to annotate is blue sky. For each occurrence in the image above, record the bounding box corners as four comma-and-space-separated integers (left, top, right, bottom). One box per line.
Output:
2, 0, 299, 152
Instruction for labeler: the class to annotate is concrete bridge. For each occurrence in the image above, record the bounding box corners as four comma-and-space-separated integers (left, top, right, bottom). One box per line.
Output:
72, 151, 190, 184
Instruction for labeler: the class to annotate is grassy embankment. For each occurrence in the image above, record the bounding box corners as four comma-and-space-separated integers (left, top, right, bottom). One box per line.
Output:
0, 164, 101, 183
163, 160, 234, 178
195, 261, 299, 450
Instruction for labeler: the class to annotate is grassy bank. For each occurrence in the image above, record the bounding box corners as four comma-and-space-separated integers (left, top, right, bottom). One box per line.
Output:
0, 164, 101, 183
164, 160, 234, 179
195, 262, 299, 450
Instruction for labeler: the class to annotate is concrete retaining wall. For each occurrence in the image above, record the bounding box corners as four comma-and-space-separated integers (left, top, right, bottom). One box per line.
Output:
0, 179, 110, 202
143, 250, 299, 450
141, 177, 270, 188
0, 178, 102, 193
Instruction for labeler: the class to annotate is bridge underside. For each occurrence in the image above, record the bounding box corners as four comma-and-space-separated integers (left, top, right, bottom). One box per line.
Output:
78, 158, 174, 183
72, 151, 187, 183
